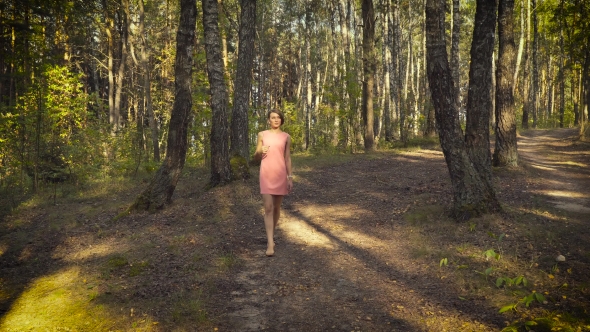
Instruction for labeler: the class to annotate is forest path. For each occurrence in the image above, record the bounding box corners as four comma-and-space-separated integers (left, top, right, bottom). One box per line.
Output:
517, 128, 590, 214
1, 128, 588, 332
214, 128, 590, 332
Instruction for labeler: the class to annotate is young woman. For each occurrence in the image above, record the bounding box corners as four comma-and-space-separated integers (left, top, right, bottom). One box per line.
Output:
255, 110, 293, 257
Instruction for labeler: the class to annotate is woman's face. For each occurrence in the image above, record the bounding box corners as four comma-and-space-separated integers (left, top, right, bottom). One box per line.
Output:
268, 112, 282, 128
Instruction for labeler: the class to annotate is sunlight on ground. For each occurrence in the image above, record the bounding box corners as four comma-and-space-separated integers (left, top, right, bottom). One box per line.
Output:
0, 267, 121, 331
533, 190, 588, 199
550, 201, 590, 214
529, 163, 557, 171
549, 161, 588, 167
0, 242, 7, 257
62, 239, 130, 263
517, 207, 568, 222
281, 213, 335, 249
400, 150, 444, 159
281, 203, 500, 331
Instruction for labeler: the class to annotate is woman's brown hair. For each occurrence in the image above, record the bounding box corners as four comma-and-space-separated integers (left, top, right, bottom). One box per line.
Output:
267, 109, 285, 125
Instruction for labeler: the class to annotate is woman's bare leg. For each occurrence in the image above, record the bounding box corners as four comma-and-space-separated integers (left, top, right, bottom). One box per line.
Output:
273, 195, 284, 230
262, 194, 275, 256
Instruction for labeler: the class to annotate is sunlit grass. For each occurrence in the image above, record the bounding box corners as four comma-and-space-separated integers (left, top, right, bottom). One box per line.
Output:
0, 267, 127, 331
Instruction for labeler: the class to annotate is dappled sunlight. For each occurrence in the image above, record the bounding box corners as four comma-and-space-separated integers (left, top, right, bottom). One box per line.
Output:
0, 267, 128, 331
548, 161, 588, 168
533, 190, 588, 199
281, 203, 501, 331
0, 242, 8, 258
560, 151, 590, 156
529, 163, 557, 171
516, 207, 569, 223
280, 204, 375, 249
280, 214, 336, 249
400, 150, 444, 159
550, 201, 590, 214
61, 239, 130, 263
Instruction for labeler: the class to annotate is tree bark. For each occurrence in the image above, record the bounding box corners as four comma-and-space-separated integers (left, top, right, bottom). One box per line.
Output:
362, 0, 376, 151
132, 0, 197, 211
425, 0, 501, 220
451, 0, 461, 113
102, 0, 116, 133
531, 0, 539, 128
230, 0, 256, 174
203, 0, 231, 186
521, 0, 531, 129
558, 0, 565, 128
114, 0, 128, 132
583, 42, 590, 130
383, 2, 393, 141
465, 0, 497, 187
493, 0, 518, 167
389, 0, 401, 140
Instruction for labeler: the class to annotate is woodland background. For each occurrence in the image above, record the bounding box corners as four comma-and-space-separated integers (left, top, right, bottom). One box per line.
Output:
1, 1, 590, 331
0, 0, 589, 205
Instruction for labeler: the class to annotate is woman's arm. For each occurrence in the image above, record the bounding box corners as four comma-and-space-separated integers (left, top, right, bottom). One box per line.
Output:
284, 135, 293, 191
254, 132, 265, 160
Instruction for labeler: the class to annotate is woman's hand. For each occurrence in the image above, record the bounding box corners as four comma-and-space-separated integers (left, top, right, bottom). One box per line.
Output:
287, 177, 293, 192
262, 145, 270, 155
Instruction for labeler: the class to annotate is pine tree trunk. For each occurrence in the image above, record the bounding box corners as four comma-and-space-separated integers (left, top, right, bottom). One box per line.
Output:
139, 0, 160, 162
531, 0, 539, 128
383, 2, 393, 141
203, 0, 231, 186
514, 0, 525, 93
425, 0, 501, 220
230, 0, 256, 175
362, 0, 375, 151
389, 1, 401, 140
451, 0, 461, 112
465, 0, 497, 187
521, 0, 531, 129
583, 46, 590, 128
114, 0, 127, 133
132, 0, 197, 211
102, 0, 116, 133
558, 0, 565, 128
493, 0, 518, 167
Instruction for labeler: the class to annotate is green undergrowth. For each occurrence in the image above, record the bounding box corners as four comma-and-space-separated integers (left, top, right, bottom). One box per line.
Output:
403, 200, 590, 332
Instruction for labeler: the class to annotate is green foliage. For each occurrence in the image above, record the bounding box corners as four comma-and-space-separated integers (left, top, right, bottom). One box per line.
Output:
496, 276, 528, 288
499, 291, 546, 314
483, 249, 501, 261
281, 102, 305, 152
1, 65, 106, 191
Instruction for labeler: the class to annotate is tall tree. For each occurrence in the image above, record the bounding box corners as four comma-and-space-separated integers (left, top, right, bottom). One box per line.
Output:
464, 0, 497, 187
362, 0, 376, 151
203, 0, 231, 186
230, 0, 257, 174
521, 0, 531, 129
531, 0, 539, 128
494, 0, 518, 166
139, 0, 160, 162
451, 0, 461, 114
132, 0, 197, 211
425, 0, 501, 219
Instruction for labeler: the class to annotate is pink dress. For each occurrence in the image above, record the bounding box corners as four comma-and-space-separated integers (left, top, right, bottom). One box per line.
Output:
260, 130, 290, 195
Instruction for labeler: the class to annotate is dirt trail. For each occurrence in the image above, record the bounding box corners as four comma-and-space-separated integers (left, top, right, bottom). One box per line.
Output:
211, 128, 590, 332
517, 129, 590, 214
1, 128, 588, 331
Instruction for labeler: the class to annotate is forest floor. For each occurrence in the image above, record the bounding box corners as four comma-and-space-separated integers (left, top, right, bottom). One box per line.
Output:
1, 128, 590, 332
